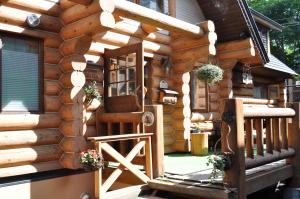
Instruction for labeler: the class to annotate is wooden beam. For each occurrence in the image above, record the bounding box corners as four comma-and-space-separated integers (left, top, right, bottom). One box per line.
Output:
113, 0, 204, 37
217, 38, 254, 52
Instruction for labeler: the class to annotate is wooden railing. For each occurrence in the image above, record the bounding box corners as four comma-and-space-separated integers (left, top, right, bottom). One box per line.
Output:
221, 99, 300, 198
88, 133, 153, 199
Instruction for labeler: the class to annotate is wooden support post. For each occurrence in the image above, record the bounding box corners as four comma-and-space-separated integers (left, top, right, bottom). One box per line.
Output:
119, 122, 126, 155
254, 118, 264, 156
94, 141, 103, 199
143, 136, 153, 179
145, 105, 164, 178
245, 119, 254, 158
281, 118, 288, 150
289, 103, 300, 187
222, 99, 246, 198
273, 118, 281, 152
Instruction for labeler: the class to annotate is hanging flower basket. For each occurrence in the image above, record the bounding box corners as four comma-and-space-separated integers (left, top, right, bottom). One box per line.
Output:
79, 149, 104, 171
196, 64, 223, 85
83, 81, 102, 104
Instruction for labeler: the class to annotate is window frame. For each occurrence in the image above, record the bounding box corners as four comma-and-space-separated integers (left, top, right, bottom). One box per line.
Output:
0, 32, 44, 114
190, 71, 209, 113
130, 0, 165, 13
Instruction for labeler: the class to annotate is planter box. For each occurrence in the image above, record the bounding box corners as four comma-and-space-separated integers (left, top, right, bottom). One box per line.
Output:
191, 133, 208, 156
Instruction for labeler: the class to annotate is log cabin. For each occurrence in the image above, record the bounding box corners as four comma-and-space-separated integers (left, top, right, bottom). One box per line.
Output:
0, 0, 299, 198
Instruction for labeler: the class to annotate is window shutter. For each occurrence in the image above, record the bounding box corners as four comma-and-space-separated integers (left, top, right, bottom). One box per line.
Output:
1, 36, 40, 112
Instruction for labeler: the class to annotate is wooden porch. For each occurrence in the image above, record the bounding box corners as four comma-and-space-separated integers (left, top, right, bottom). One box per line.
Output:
85, 99, 300, 199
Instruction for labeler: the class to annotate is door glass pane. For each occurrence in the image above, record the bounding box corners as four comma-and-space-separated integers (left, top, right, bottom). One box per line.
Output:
128, 81, 136, 95
1, 36, 40, 112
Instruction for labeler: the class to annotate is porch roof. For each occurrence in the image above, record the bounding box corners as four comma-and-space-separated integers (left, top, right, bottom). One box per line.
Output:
264, 54, 298, 76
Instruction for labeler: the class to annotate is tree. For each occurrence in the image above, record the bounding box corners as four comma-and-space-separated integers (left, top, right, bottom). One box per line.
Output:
247, 0, 300, 70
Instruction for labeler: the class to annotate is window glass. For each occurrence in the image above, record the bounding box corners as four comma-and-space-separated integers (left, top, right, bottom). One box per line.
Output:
107, 53, 137, 97
1, 35, 41, 112
140, 0, 164, 12
190, 71, 208, 112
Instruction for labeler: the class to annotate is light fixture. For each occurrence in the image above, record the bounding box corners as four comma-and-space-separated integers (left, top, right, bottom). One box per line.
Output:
26, 14, 40, 28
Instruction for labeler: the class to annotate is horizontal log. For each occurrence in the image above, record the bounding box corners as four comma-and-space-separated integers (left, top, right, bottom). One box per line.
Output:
60, 137, 87, 153
191, 112, 220, 122
61, 0, 114, 24
217, 38, 254, 52
0, 23, 62, 48
59, 120, 86, 137
59, 71, 86, 88
237, 98, 278, 105
60, 12, 115, 40
164, 124, 173, 136
98, 112, 143, 123
218, 48, 255, 61
60, 105, 85, 120
209, 93, 219, 102
44, 64, 62, 80
85, 99, 101, 111
60, 36, 92, 56
113, 20, 171, 44
92, 31, 171, 55
0, 160, 62, 178
172, 45, 216, 63
60, 0, 76, 10
151, 65, 166, 78
0, 145, 62, 166
244, 107, 295, 118
83, 125, 97, 138
113, 0, 204, 37
192, 122, 214, 131
164, 134, 175, 146
171, 32, 217, 50
60, 54, 87, 72
0, 129, 62, 149
0, 113, 61, 131
0, 5, 61, 32
234, 87, 253, 97
60, 152, 81, 169
209, 102, 219, 112
44, 80, 62, 96
197, 20, 215, 32
141, 23, 158, 34
85, 112, 96, 125
68, 0, 93, 6
245, 149, 295, 169
44, 95, 61, 112
60, 87, 85, 104
45, 47, 62, 64
2, 0, 62, 17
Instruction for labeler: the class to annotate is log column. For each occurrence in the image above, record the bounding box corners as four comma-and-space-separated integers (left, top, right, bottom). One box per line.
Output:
170, 21, 217, 152
58, 35, 92, 169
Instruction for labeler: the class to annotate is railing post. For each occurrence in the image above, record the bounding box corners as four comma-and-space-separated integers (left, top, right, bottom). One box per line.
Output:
221, 98, 246, 198
145, 105, 164, 178
289, 103, 300, 187
94, 141, 103, 199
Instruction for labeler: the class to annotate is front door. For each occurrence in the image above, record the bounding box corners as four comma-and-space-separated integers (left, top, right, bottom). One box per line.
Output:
104, 43, 144, 113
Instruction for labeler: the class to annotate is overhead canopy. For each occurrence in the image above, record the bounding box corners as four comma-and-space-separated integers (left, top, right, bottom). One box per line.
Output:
197, 0, 269, 64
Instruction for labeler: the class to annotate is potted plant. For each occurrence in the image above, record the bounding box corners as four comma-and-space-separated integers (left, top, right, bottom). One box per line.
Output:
83, 81, 101, 104
196, 64, 223, 85
206, 153, 231, 183
79, 149, 104, 171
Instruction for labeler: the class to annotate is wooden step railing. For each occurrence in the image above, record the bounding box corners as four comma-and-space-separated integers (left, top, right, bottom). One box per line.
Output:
88, 133, 153, 199
221, 99, 300, 198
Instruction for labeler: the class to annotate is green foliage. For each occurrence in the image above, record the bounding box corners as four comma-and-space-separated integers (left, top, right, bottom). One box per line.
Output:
207, 154, 226, 182
196, 64, 223, 85
247, 0, 300, 70
84, 81, 101, 104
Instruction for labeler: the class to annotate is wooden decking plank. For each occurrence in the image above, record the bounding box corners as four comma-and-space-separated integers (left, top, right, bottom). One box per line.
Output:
148, 179, 234, 199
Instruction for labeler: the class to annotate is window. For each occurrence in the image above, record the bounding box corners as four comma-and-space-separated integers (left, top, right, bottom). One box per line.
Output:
190, 71, 209, 112
0, 33, 43, 113
128, 0, 165, 13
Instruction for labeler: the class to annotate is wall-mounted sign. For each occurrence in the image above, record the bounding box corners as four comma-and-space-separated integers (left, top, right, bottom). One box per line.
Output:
159, 80, 168, 89
142, 112, 155, 126
26, 14, 40, 27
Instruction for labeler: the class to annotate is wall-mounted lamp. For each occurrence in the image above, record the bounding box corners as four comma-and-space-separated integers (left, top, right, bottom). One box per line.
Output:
26, 14, 40, 28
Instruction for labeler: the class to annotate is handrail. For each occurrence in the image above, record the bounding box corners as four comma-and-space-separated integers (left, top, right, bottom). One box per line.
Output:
236, 98, 278, 105
243, 107, 295, 118
88, 133, 153, 142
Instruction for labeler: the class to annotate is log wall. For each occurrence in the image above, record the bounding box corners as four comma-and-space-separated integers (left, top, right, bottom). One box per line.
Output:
0, 0, 63, 177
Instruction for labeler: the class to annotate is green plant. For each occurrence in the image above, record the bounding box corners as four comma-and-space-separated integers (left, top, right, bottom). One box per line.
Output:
206, 154, 228, 183
84, 81, 101, 104
80, 149, 104, 170
196, 64, 223, 85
